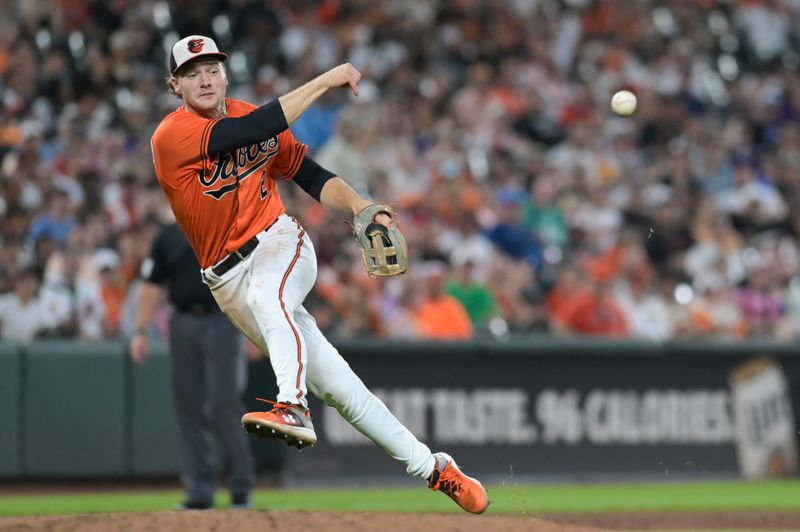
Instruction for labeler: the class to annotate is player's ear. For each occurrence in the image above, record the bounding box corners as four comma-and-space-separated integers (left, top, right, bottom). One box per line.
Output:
167, 76, 182, 97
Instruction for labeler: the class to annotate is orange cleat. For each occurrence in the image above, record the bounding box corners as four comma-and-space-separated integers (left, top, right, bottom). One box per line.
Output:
242, 398, 317, 450
427, 452, 489, 514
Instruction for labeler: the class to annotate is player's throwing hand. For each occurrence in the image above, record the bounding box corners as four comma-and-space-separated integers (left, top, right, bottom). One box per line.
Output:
322, 63, 361, 96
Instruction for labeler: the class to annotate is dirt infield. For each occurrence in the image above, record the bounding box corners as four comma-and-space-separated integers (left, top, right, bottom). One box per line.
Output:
3, 510, 800, 531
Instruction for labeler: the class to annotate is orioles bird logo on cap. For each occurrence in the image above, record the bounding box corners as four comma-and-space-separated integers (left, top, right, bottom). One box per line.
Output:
187, 38, 204, 53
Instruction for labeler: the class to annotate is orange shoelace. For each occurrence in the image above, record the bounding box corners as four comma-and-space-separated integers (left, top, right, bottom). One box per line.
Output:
255, 397, 310, 417
437, 478, 462, 498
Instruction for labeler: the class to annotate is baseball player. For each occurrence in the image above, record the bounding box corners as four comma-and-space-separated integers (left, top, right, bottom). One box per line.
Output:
151, 35, 487, 514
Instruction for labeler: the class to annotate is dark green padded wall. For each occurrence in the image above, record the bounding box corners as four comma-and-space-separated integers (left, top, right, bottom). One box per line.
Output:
130, 347, 181, 475
23, 342, 126, 476
0, 344, 21, 476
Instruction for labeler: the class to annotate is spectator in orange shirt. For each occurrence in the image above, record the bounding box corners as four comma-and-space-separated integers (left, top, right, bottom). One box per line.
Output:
551, 276, 629, 337
546, 263, 591, 317
413, 264, 473, 340
95, 248, 127, 338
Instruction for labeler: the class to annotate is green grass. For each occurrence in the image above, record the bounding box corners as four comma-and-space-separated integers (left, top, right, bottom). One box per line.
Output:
1, 480, 799, 517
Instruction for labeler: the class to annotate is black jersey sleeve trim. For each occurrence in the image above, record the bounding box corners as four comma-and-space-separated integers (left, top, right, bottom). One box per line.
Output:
207, 100, 288, 156
285, 145, 307, 179
200, 119, 217, 166
292, 156, 336, 202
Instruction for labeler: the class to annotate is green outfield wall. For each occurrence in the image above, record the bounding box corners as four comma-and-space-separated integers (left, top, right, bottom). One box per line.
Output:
1, 338, 798, 480
0, 344, 21, 477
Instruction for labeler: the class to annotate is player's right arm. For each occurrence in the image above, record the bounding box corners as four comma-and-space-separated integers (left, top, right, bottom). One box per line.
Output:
277, 63, 360, 124
207, 63, 361, 156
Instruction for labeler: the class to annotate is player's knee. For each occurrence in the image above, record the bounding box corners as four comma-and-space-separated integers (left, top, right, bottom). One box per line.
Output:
319, 384, 367, 420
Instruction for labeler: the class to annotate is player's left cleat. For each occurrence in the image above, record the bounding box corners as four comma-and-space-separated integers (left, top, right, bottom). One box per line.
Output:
242, 398, 317, 450
427, 452, 489, 514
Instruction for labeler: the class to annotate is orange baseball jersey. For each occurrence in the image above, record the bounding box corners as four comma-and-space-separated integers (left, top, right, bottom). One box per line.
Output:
151, 98, 307, 268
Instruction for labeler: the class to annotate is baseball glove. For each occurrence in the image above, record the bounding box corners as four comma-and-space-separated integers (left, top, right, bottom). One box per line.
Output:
352, 203, 408, 277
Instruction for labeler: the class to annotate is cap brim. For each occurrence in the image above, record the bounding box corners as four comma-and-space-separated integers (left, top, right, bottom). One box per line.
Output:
171, 52, 228, 75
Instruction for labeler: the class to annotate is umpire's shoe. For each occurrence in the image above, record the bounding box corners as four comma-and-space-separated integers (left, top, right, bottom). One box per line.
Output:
427, 452, 489, 514
242, 399, 317, 450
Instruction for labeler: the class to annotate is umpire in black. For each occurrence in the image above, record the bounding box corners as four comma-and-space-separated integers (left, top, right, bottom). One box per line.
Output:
129, 222, 254, 509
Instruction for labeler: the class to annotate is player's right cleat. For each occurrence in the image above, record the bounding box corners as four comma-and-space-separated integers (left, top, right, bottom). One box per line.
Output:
242, 398, 317, 450
427, 452, 489, 514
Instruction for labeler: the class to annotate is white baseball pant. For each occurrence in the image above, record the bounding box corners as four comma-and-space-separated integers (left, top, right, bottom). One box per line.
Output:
202, 213, 434, 480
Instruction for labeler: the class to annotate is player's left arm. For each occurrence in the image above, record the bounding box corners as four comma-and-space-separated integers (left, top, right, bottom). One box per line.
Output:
275, 125, 390, 224
292, 157, 391, 224
318, 176, 372, 215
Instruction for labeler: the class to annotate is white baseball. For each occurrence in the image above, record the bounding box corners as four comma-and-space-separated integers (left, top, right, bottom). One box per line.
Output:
611, 90, 637, 116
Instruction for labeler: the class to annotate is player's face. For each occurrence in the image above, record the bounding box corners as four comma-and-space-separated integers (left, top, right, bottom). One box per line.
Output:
173, 61, 228, 115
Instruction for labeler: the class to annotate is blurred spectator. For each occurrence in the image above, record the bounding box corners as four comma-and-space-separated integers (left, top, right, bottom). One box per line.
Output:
777, 277, 800, 340
412, 264, 473, 340
103, 173, 142, 232
0, 267, 47, 342
615, 274, 674, 341
686, 285, 748, 339
39, 248, 105, 340
523, 172, 569, 248
570, 183, 623, 252
485, 187, 545, 270
736, 264, 785, 338
312, 107, 369, 195
95, 248, 126, 338
735, 0, 791, 64
28, 188, 76, 248
444, 260, 497, 329
684, 209, 746, 293
551, 276, 629, 338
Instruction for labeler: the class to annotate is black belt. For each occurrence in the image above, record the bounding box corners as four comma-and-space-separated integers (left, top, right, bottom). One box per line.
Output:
211, 219, 278, 277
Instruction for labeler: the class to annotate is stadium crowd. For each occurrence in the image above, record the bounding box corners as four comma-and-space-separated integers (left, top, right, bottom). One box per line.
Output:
1, 0, 800, 343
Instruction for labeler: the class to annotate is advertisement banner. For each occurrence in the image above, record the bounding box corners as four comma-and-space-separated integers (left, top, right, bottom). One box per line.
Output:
284, 346, 800, 482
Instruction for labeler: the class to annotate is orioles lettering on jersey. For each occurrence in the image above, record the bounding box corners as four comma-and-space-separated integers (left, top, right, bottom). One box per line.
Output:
201, 136, 279, 200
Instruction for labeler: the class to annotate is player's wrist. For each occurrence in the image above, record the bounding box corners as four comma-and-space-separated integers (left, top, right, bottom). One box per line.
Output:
317, 72, 333, 91
351, 198, 373, 215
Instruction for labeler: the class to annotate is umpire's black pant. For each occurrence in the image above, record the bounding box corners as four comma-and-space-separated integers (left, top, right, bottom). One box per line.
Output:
169, 310, 254, 503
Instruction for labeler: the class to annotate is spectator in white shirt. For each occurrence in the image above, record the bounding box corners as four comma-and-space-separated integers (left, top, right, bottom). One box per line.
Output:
0, 268, 48, 342
615, 274, 675, 342
39, 248, 105, 340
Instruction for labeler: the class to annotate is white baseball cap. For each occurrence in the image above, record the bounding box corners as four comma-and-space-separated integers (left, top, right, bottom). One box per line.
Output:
169, 35, 228, 75
94, 248, 120, 271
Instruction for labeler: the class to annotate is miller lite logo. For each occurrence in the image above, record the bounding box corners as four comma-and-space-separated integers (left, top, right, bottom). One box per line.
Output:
187, 38, 204, 54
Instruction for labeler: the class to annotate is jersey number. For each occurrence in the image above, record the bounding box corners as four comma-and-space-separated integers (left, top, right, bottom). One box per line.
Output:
260, 169, 269, 200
